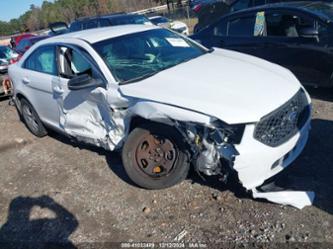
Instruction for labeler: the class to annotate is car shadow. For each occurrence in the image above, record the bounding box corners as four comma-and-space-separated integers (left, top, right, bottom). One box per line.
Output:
0, 195, 78, 249
48, 131, 134, 187
48, 118, 333, 215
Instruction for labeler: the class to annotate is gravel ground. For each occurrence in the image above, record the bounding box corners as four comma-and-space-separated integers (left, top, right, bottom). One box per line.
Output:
0, 86, 332, 248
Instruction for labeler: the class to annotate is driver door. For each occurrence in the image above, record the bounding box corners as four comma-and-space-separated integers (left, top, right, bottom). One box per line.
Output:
53, 45, 123, 149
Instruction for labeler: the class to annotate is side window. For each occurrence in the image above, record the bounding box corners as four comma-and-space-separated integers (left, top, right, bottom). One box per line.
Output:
24, 46, 57, 75
227, 16, 255, 36
99, 19, 110, 27
266, 12, 316, 37
17, 40, 30, 51
58, 46, 101, 81
213, 20, 227, 36
84, 20, 98, 30
70, 22, 81, 32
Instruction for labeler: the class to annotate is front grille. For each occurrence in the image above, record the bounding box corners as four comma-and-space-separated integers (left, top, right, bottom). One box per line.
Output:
254, 89, 310, 147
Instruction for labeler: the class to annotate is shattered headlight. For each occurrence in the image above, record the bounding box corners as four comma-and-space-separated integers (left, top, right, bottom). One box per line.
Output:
210, 119, 245, 144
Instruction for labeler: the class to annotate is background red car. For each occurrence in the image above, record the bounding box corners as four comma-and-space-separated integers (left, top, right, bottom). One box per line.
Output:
10, 33, 36, 49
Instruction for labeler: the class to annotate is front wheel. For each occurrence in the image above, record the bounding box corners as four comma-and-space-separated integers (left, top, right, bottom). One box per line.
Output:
122, 123, 190, 189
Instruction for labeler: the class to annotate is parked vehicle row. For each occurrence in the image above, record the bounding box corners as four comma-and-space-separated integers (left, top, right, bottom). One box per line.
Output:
9, 24, 312, 207
192, 1, 333, 87
50, 12, 189, 35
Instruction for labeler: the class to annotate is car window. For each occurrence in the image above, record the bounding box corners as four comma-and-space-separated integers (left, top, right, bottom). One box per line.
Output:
265, 12, 316, 37
70, 22, 82, 32
17, 39, 31, 51
84, 20, 98, 30
109, 15, 151, 26
58, 46, 101, 81
151, 17, 169, 25
212, 20, 227, 36
24, 46, 57, 75
100, 19, 110, 27
227, 15, 255, 36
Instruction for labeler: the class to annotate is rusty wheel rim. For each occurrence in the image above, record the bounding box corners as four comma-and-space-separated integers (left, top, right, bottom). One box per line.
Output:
135, 133, 178, 178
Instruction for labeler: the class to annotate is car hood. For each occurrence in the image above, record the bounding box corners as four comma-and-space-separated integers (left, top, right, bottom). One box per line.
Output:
120, 48, 301, 124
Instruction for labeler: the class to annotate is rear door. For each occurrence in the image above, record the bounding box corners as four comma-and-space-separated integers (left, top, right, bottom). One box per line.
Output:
21, 45, 60, 127
203, 12, 268, 58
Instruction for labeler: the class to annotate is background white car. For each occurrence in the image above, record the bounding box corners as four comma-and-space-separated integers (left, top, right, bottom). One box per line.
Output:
149, 16, 189, 35
9, 25, 312, 207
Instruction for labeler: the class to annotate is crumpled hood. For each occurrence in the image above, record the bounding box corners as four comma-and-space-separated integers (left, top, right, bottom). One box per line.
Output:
120, 48, 301, 124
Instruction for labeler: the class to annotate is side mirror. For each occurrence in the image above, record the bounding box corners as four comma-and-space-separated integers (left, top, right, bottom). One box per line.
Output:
299, 27, 319, 38
68, 74, 104, 91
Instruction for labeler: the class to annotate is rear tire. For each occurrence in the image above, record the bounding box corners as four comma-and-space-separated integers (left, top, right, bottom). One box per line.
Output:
122, 123, 190, 189
21, 98, 47, 137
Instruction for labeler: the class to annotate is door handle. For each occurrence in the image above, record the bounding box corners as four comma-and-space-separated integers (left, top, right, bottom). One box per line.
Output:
22, 77, 30, 84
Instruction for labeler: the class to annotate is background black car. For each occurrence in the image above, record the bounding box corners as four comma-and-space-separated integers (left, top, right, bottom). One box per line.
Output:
192, 0, 333, 32
69, 13, 152, 32
191, 1, 333, 87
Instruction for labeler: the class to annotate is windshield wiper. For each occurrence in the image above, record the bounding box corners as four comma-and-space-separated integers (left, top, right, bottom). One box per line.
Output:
207, 48, 214, 53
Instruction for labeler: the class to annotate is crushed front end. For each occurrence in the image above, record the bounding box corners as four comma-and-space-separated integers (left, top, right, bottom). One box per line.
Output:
180, 89, 314, 208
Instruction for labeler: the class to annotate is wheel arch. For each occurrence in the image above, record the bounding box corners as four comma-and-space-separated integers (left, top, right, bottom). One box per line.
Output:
14, 92, 29, 114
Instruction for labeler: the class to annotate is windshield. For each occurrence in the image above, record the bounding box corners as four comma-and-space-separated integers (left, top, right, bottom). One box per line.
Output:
93, 29, 206, 84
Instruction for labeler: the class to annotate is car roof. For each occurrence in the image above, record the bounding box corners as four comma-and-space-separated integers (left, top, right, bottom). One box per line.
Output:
40, 24, 159, 44
230, 1, 333, 21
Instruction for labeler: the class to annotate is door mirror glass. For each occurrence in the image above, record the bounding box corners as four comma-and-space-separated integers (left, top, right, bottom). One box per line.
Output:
299, 27, 319, 38
68, 74, 104, 91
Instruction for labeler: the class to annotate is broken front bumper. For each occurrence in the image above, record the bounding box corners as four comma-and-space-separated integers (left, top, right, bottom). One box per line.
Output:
232, 116, 312, 208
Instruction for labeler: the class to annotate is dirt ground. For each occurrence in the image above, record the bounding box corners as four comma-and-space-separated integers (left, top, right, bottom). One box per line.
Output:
0, 85, 332, 248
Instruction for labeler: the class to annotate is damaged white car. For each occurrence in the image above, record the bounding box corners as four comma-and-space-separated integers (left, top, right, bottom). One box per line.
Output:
9, 25, 313, 208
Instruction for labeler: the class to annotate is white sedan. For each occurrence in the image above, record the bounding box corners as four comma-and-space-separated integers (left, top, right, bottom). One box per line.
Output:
149, 16, 189, 35
9, 25, 313, 208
